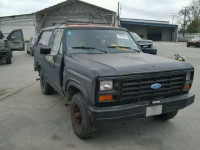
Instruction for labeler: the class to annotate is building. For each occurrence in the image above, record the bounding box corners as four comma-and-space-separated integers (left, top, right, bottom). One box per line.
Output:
0, 13, 35, 39
0, 0, 116, 40
120, 18, 178, 42
0, 0, 178, 42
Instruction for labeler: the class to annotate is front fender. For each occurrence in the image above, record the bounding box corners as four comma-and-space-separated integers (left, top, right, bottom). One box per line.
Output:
65, 79, 90, 104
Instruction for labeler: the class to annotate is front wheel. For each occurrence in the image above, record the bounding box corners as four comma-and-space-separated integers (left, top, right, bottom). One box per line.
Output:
6, 57, 12, 64
154, 111, 178, 121
40, 69, 54, 95
71, 93, 95, 139
31, 51, 34, 56
10, 51, 13, 57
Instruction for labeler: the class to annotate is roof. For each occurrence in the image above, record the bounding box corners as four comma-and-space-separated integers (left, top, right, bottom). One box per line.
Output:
0, 13, 34, 19
0, 0, 115, 19
43, 24, 125, 30
121, 18, 170, 24
66, 24, 118, 28
120, 18, 178, 28
36, 0, 115, 15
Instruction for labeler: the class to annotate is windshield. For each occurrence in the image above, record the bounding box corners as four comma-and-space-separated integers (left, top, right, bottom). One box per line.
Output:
66, 29, 140, 54
130, 32, 142, 41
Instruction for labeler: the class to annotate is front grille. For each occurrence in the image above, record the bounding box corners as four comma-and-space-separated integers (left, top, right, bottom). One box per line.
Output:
4, 40, 8, 48
121, 71, 185, 102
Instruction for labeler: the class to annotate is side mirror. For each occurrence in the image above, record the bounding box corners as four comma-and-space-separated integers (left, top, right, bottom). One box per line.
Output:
40, 47, 51, 55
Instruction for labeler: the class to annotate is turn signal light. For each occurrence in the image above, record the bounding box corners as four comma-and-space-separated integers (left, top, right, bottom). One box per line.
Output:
184, 84, 190, 89
99, 95, 113, 102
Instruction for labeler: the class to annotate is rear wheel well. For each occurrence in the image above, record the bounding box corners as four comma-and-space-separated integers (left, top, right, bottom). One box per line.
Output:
67, 85, 81, 101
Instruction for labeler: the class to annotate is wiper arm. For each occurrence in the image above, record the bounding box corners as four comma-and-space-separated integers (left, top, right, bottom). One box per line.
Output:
71, 46, 107, 53
107, 46, 140, 52
107, 45, 131, 49
71, 46, 94, 49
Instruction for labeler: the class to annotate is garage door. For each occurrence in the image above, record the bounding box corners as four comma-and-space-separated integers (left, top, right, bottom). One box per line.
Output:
147, 29, 162, 41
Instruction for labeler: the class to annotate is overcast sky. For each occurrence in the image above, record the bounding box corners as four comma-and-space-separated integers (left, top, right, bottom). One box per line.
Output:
0, 0, 191, 23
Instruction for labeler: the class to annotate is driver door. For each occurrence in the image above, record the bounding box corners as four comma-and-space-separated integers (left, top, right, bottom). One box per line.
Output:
45, 29, 64, 94
7, 29, 25, 51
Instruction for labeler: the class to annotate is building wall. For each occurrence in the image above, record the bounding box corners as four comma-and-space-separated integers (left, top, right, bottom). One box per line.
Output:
122, 24, 174, 41
162, 28, 173, 41
35, 1, 115, 35
123, 25, 148, 39
0, 14, 35, 40
0, 1, 116, 37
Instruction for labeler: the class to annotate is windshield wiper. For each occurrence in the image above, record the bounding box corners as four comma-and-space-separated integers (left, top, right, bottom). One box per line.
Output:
107, 45, 140, 53
107, 45, 131, 49
71, 46, 107, 53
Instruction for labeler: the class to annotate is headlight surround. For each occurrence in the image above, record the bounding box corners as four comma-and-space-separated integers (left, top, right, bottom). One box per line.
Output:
100, 80, 113, 91
184, 71, 193, 91
186, 71, 191, 81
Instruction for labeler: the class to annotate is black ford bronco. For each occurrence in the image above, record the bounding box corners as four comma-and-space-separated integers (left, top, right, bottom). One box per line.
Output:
34, 25, 195, 139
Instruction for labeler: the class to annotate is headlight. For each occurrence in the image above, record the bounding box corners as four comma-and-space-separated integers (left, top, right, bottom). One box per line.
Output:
100, 80, 113, 91
152, 43, 156, 49
186, 72, 191, 81
184, 71, 192, 91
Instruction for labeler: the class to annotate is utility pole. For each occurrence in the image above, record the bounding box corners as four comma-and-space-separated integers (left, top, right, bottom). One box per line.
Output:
118, 2, 120, 26
172, 15, 175, 24
183, 7, 187, 37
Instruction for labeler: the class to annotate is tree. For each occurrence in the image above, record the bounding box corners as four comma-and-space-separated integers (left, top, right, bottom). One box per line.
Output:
187, 18, 200, 32
179, 0, 200, 33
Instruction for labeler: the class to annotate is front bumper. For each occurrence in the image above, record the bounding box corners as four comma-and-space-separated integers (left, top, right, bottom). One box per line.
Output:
142, 48, 157, 55
89, 93, 195, 121
187, 42, 200, 47
0, 50, 11, 59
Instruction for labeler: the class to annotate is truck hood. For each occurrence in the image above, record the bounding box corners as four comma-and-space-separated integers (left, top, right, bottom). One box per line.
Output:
71, 53, 193, 77
137, 40, 153, 45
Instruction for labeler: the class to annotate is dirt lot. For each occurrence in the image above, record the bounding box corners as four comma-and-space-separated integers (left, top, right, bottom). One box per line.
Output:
0, 42, 200, 150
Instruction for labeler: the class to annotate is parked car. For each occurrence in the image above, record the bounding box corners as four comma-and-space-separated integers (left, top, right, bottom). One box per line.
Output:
187, 37, 200, 47
26, 36, 38, 56
130, 32, 157, 55
34, 24, 195, 139
0, 30, 24, 64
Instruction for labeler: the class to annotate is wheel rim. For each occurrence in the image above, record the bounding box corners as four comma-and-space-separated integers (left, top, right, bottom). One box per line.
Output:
71, 103, 82, 133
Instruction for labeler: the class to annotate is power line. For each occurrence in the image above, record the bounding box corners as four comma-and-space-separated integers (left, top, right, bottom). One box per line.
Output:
124, 7, 178, 16
120, 1, 178, 14
119, 2, 180, 23
121, 4, 178, 17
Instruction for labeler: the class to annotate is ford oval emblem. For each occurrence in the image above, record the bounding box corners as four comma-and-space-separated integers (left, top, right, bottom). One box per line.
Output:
151, 83, 162, 90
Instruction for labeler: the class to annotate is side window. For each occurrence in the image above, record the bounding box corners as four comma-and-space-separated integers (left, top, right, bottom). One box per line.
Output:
51, 29, 63, 55
12, 31, 22, 39
38, 31, 52, 46
8, 30, 23, 40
